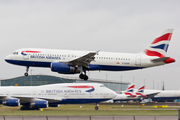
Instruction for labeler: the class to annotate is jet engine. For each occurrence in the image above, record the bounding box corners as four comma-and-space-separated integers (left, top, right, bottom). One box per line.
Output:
3, 99, 20, 106
31, 100, 48, 108
51, 62, 80, 74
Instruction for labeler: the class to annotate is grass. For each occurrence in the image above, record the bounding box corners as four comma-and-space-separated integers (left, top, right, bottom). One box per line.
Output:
0, 104, 179, 116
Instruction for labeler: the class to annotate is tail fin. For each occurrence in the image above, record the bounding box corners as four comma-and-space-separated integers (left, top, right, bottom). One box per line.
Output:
136, 85, 146, 97
125, 84, 135, 97
143, 29, 173, 58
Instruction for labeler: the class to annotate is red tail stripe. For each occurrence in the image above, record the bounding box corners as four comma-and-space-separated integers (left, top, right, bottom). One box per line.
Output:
151, 33, 172, 44
125, 92, 132, 95
138, 86, 145, 90
127, 85, 135, 90
144, 49, 165, 58
136, 93, 143, 96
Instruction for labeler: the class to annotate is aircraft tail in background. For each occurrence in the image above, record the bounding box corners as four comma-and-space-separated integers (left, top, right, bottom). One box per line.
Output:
136, 85, 146, 97
125, 84, 136, 97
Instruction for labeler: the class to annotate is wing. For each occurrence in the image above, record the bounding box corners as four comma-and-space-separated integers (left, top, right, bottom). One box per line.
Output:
67, 50, 99, 68
143, 92, 160, 99
11, 96, 62, 103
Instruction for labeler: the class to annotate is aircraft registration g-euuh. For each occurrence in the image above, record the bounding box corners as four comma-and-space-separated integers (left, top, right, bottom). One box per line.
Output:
0, 83, 117, 110
5, 29, 175, 80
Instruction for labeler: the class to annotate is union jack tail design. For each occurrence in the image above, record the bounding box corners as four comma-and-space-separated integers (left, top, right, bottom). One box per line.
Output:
144, 29, 173, 58
125, 84, 135, 97
136, 85, 146, 97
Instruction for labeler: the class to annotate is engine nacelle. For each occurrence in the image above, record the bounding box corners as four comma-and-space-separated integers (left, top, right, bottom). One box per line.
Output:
49, 104, 60, 107
3, 99, 20, 106
51, 62, 80, 74
0, 100, 2, 104
31, 100, 48, 108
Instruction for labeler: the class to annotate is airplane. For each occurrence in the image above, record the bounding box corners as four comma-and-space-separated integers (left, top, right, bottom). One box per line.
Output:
143, 89, 180, 102
0, 83, 117, 110
5, 29, 175, 80
113, 84, 138, 102
113, 85, 159, 102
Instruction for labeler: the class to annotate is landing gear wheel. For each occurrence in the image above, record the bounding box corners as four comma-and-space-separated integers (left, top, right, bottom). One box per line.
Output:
95, 106, 99, 110
83, 75, 88, 81
79, 74, 89, 81
79, 74, 84, 79
24, 73, 28, 76
24, 66, 29, 77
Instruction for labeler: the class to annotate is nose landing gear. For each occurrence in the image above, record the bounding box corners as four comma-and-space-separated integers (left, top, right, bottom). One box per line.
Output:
24, 66, 29, 76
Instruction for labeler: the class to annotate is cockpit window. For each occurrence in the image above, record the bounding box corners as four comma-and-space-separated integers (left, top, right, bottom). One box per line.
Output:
13, 52, 18, 55
100, 85, 105, 87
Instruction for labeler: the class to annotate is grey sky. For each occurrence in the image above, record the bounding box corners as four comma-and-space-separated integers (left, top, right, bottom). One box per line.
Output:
0, 0, 180, 90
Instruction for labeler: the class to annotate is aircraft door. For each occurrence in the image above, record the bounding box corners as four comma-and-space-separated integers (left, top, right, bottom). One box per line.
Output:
23, 51, 29, 60
135, 55, 141, 66
67, 54, 71, 61
89, 92, 93, 97
32, 91, 36, 97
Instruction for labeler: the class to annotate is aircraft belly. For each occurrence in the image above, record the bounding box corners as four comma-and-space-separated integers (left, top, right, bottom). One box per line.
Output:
50, 98, 112, 104
5, 60, 51, 67
88, 64, 144, 71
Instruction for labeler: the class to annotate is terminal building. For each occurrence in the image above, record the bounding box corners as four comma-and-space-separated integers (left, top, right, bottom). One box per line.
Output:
0, 75, 130, 92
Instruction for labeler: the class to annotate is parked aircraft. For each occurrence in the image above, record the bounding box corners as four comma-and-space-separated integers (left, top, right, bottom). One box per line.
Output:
0, 83, 117, 110
143, 89, 180, 102
5, 29, 175, 80
113, 85, 159, 102
113, 84, 137, 102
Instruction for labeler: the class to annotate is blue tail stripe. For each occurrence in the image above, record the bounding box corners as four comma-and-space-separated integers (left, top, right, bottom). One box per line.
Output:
151, 44, 168, 51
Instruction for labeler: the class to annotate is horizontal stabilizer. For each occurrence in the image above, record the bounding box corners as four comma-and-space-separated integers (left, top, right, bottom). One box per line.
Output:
151, 57, 170, 62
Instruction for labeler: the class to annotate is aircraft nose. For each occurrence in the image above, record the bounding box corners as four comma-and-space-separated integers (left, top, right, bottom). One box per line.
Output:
4, 55, 12, 62
111, 91, 117, 98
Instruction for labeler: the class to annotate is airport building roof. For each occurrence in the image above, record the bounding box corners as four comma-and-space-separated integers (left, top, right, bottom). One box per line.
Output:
0, 75, 130, 91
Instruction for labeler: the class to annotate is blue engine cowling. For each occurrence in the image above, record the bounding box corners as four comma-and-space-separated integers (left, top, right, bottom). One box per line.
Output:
49, 104, 59, 107
31, 101, 48, 108
51, 62, 80, 74
3, 99, 20, 106
0, 100, 2, 104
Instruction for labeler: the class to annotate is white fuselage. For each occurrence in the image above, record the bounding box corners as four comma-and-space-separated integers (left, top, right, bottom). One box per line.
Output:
0, 83, 117, 105
143, 89, 180, 102
5, 48, 164, 72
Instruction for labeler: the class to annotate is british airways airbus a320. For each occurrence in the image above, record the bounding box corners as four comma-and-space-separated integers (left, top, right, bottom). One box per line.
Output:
5, 29, 175, 80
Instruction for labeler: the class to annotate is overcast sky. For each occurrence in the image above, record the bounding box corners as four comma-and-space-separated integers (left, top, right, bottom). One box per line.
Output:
0, 0, 180, 90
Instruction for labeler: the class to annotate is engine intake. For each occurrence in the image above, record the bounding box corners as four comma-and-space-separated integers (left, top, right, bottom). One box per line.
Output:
51, 62, 79, 74
31, 100, 48, 108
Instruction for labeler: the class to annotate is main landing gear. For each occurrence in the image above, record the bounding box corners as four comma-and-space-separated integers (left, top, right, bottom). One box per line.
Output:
24, 66, 29, 76
79, 73, 88, 81
20, 106, 39, 110
95, 103, 99, 110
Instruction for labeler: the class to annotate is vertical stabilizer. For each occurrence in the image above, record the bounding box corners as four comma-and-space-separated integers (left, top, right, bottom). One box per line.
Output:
136, 85, 146, 97
143, 29, 173, 58
125, 84, 135, 97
